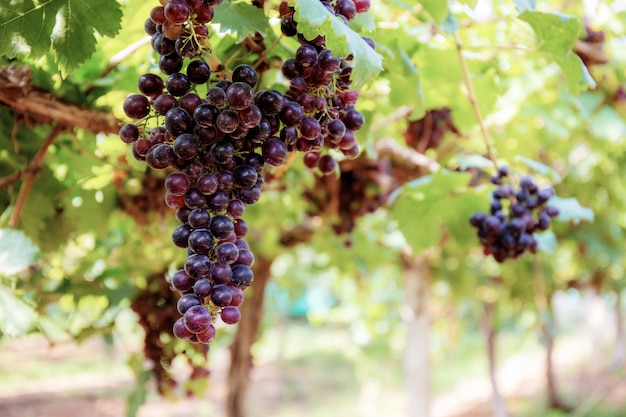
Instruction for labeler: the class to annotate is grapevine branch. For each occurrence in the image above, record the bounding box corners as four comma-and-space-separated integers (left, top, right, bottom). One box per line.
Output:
9, 124, 64, 227
454, 34, 499, 170
0, 66, 122, 135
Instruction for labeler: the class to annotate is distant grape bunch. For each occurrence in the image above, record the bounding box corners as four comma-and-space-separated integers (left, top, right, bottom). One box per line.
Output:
469, 167, 560, 263
119, 0, 371, 344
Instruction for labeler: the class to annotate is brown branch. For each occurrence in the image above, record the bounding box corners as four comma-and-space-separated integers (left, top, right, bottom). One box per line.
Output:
9, 125, 64, 227
0, 171, 22, 188
375, 138, 440, 173
454, 34, 499, 170
0, 66, 122, 135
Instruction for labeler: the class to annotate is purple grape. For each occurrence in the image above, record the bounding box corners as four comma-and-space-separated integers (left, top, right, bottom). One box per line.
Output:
188, 228, 214, 254
228, 286, 244, 306
227, 199, 245, 218
184, 253, 211, 279
262, 138, 288, 166
232, 64, 258, 87
210, 214, 234, 239
196, 324, 216, 343
183, 305, 212, 334
211, 262, 233, 285
193, 278, 213, 300
220, 306, 241, 324
186, 59, 211, 84
138, 73, 164, 98
123, 94, 150, 119
184, 187, 207, 209
165, 107, 192, 136
238, 185, 261, 205
216, 241, 239, 264
119, 124, 140, 143
226, 82, 254, 110
173, 133, 199, 160
197, 173, 219, 195
188, 208, 211, 228
211, 284, 233, 307
177, 293, 202, 315
171, 269, 195, 292
231, 264, 253, 287
173, 317, 194, 339
160, 53, 184, 75
233, 165, 258, 189
166, 72, 191, 97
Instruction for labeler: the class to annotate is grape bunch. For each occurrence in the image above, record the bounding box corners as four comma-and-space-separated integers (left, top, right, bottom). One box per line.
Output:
119, 0, 372, 344
403, 107, 459, 153
278, 0, 371, 175
469, 167, 560, 263
123, 61, 284, 344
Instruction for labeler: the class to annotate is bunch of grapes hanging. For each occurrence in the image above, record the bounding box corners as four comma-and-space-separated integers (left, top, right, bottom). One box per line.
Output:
119, 0, 372, 344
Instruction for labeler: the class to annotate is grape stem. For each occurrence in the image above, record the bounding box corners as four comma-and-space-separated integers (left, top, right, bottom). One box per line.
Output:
454, 34, 499, 170
9, 124, 64, 227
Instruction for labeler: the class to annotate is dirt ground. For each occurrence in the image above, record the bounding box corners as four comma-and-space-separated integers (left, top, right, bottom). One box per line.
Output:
0, 335, 624, 417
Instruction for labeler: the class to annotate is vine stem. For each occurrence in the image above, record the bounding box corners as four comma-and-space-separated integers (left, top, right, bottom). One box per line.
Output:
454, 33, 499, 171
9, 124, 64, 227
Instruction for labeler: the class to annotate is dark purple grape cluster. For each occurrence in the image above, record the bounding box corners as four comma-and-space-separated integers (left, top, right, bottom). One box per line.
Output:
122, 59, 292, 343
469, 167, 560, 263
120, 0, 373, 344
144, 0, 219, 63
278, 0, 372, 175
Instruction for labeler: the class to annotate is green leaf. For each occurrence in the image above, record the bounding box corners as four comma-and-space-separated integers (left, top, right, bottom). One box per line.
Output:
0, 228, 39, 275
519, 11, 595, 92
419, 0, 449, 23
514, 0, 536, 13
212, 1, 270, 43
549, 196, 594, 224
0, 0, 123, 75
535, 230, 557, 254
519, 11, 581, 56
391, 170, 481, 251
455, 154, 496, 171
294, 0, 383, 90
0, 284, 37, 336
516, 156, 562, 183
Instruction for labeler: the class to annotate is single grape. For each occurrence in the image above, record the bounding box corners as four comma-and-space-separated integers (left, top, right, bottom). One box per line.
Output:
177, 293, 202, 315
188, 208, 211, 228
232, 64, 258, 88
186, 59, 211, 84
210, 214, 234, 239
231, 264, 254, 287
123, 94, 150, 119
183, 305, 212, 334
165, 172, 192, 196
220, 306, 241, 324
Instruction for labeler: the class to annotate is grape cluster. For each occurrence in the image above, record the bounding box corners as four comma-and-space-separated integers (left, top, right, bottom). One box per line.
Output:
123, 61, 283, 344
278, 0, 371, 175
469, 167, 560, 263
120, 0, 372, 344
404, 107, 459, 153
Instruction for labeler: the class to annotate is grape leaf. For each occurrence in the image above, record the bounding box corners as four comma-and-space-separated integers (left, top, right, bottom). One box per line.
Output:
519, 11, 595, 92
516, 156, 562, 183
294, 0, 383, 90
0, 284, 37, 336
514, 0, 536, 13
535, 230, 557, 254
0, 0, 122, 76
390, 170, 485, 251
419, 0, 449, 23
549, 196, 594, 224
0, 228, 39, 276
212, 1, 270, 43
